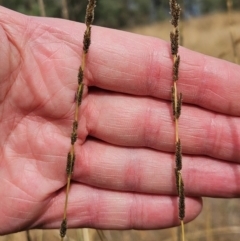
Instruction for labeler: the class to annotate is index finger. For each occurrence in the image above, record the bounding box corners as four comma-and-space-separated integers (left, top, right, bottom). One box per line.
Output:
40, 13, 240, 117
1, 7, 240, 116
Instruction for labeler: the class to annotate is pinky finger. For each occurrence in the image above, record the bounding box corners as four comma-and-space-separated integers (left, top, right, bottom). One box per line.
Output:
38, 184, 202, 230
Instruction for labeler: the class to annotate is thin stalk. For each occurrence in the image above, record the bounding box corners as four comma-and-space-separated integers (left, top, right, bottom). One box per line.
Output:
40, 229, 43, 241
229, 29, 239, 64
96, 230, 108, 241
26, 230, 31, 241
83, 228, 90, 241
227, 0, 239, 64
227, 0, 233, 25
169, 1, 185, 241
205, 198, 213, 241
59, 1, 97, 240
61, 0, 69, 19
37, 0, 46, 17
76, 229, 83, 241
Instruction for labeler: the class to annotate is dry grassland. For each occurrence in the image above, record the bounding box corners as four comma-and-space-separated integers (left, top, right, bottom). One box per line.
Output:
1, 11, 240, 241
129, 11, 240, 63
2, 198, 240, 240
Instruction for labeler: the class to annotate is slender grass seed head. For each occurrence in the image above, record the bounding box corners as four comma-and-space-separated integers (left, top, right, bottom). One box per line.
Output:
85, 0, 96, 27
175, 139, 182, 170
73, 121, 78, 132
179, 177, 185, 220
173, 55, 180, 81
60, 1, 97, 240
83, 27, 91, 54
170, 0, 181, 28
71, 132, 77, 145
171, 86, 176, 118
78, 66, 84, 85
60, 218, 67, 238
66, 152, 76, 175
170, 29, 179, 56
175, 169, 180, 195
176, 93, 182, 119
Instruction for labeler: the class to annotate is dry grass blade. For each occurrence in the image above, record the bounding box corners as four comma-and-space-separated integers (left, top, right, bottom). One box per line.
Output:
37, 0, 46, 17
61, 0, 69, 19
206, 200, 213, 241
227, 0, 233, 25
26, 230, 31, 241
83, 228, 90, 241
229, 28, 239, 64
226, 0, 239, 64
59, 1, 97, 240
96, 230, 108, 241
169, 1, 185, 241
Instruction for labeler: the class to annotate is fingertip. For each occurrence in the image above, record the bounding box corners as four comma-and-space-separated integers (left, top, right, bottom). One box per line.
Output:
184, 197, 203, 224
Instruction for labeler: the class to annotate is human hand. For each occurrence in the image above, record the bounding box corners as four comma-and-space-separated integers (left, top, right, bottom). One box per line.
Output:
0, 6, 239, 235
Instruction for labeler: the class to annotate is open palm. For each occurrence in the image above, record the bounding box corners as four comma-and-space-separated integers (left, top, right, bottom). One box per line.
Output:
0, 6, 240, 235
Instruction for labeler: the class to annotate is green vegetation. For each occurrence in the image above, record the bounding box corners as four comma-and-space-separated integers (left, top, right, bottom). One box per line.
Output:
0, 0, 240, 28
201, 0, 239, 13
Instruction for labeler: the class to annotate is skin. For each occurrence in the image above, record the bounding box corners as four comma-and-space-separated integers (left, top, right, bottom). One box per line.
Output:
0, 6, 240, 235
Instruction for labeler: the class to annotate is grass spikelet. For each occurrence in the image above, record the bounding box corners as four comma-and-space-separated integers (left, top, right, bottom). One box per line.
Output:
60, 218, 67, 238
227, 0, 233, 25
169, 1, 185, 240
175, 139, 182, 171
178, 173, 185, 221
173, 55, 180, 81
59, 1, 97, 240
176, 93, 182, 119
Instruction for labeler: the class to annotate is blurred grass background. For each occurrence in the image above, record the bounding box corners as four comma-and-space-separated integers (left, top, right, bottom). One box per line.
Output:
0, 0, 240, 240
128, 11, 240, 63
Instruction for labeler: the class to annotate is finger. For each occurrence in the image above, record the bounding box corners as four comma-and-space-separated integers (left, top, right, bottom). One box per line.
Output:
86, 33, 240, 116
79, 91, 240, 162
73, 139, 240, 198
1, 7, 239, 116
35, 184, 202, 230
42, 16, 240, 116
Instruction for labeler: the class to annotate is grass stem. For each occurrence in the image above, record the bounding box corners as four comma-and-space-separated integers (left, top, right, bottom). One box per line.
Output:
226, 0, 239, 64
61, 0, 69, 19
37, 0, 46, 17
169, 1, 185, 240
181, 221, 185, 241
83, 228, 90, 241
59, 1, 97, 240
